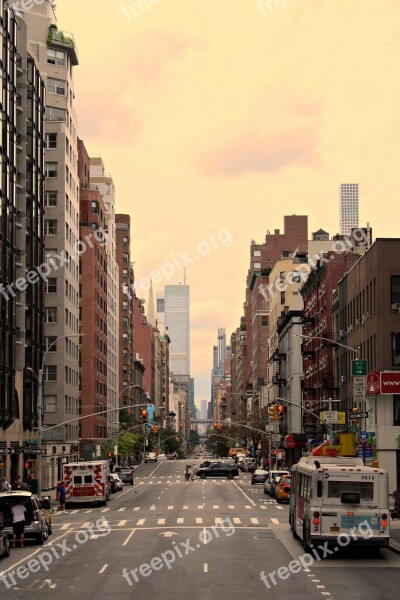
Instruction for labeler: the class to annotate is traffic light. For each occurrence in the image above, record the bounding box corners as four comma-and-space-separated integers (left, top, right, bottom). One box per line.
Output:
268, 406, 278, 421
141, 409, 148, 423
278, 405, 287, 420
108, 452, 113, 458
175, 437, 180, 442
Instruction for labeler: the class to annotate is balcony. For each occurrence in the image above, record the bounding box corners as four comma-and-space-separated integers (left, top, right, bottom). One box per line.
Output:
47, 26, 78, 65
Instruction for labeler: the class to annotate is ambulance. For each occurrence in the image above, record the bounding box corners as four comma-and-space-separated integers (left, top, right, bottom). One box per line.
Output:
63, 461, 111, 506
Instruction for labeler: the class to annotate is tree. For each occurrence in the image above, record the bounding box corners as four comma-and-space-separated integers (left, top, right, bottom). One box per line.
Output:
117, 432, 140, 462
189, 429, 200, 447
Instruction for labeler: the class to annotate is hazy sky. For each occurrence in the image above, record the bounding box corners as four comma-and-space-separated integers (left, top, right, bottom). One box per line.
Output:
56, 0, 400, 404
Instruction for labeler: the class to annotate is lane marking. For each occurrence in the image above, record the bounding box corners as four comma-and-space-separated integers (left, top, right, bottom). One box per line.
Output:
215, 518, 222, 524
270, 518, 279, 524
99, 564, 108, 574
183, 505, 188, 510
233, 518, 241, 524
122, 529, 136, 546
196, 518, 203, 524
136, 519, 146, 526
204, 563, 208, 573
232, 481, 256, 506
251, 518, 259, 524
81, 522, 91, 528
84, 510, 93, 514
118, 508, 126, 512
228, 505, 235, 509
150, 505, 156, 511
118, 520, 127, 527
158, 518, 166, 525
198, 505, 203, 509
213, 505, 219, 509
177, 518, 184, 524
60, 523, 72, 530
168, 506, 174, 510
133, 507, 140, 511
101, 508, 110, 513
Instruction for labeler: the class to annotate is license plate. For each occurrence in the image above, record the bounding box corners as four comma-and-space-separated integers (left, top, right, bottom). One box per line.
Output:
330, 526, 340, 532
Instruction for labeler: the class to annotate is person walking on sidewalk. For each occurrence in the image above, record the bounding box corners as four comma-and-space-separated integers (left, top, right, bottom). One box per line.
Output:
58, 481, 67, 513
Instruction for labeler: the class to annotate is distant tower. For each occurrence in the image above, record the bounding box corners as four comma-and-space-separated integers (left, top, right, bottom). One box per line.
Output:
147, 280, 156, 327
340, 183, 359, 235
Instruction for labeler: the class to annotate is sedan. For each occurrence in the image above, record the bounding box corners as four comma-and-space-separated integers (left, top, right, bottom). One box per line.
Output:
196, 463, 239, 479
144, 452, 157, 463
114, 467, 134, 485
110, 474, 123, 492
251, 469, 269, 485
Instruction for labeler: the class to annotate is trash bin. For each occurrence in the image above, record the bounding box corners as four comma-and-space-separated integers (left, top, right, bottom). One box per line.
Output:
29, 478, 38, 494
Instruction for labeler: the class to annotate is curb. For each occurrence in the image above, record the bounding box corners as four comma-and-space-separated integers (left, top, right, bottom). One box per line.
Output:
388, 540, 400, 554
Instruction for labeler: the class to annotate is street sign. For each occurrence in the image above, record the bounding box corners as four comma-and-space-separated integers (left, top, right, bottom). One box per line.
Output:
360, 431, 367, 440
352, 360, 367, 376
272, 434, 281, 443
350, 412, 368, 420
25, 438, 38, 445
33, 449, 47, 455
320, 411, 338, 424
353, 376, 366, 401
0, 448, 11, 455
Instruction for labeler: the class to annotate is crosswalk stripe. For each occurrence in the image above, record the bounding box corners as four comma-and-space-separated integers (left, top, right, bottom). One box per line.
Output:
84, 510, 93, 514
260, 505, 267, 510
150, 505, 156, 511
118, 520, 127, 527
215, 518, 222, 524
271, 518, 279, 524
69, 510, 78, 514
118, 508, 126, 512
245, 505, 251, 509
158, 518, 165, 525
101, 508, 110, 513
60, 523, 72, 530
213, 505, 219, 509
136, 519, 146, 526
183, 505, 188, 510
251, 518, 259, 524
276, 506, 284, 510
196, 518, 203, 524
133, 507, 140, 511
168, 506, 173, 510
177, 518, 184, 524
81, 522, 91, 528
228, 505, 235, 509
233, 518, 241, 524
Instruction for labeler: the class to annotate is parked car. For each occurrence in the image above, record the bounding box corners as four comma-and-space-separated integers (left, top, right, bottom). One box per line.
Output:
144, 452, 157, 463
239, 458, 257, 473
157, 454, 167, 461
275, 475, 291, 503
196, 463, 239, 479
0, 491, 49, 545
0, 512, 10, 559
251, 469, 269, 485
264, 470, 290, 496
109, 473, 123, 493
114, 467, 134, 485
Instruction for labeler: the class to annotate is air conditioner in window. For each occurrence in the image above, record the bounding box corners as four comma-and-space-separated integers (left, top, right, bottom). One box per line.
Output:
341, 376, 345, 384
391, 303, 400, 310
339, 329, 345, 337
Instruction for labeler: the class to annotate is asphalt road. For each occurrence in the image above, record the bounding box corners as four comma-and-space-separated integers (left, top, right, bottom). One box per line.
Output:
1, 459, 399, 599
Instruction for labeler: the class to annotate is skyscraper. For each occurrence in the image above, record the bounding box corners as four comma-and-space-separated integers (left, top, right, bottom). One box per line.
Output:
164, 285, 190, 376
339, 183, 359, 235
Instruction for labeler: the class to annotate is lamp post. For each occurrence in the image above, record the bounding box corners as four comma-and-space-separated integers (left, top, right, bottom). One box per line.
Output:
297, 334, 362, 448
27, 333, 84, 497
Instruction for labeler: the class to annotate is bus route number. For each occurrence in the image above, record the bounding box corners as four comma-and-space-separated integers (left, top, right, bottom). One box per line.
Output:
361, 475, 374, 480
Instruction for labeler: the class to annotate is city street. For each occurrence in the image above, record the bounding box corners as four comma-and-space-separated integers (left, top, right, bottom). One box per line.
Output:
1, 460, 399, 599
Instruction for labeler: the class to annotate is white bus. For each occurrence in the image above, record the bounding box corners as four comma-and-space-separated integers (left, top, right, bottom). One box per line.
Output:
289, 456, 389, 553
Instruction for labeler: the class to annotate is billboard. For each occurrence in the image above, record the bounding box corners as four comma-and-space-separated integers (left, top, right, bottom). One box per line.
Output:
380, 371, 400, 395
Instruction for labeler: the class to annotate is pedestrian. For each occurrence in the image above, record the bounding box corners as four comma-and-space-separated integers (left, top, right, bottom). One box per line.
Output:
2, 478, 10, 491
244, 461, 249, 477
11, 498, 26, 548
185, 465, 191, 481
58, 481, 67, 513
191, 464, 197, 481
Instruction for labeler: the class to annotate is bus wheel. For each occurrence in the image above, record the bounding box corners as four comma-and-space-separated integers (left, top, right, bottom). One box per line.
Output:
303, 522, 311, 553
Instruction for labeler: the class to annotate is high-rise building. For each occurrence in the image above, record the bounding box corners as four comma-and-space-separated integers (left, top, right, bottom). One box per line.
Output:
189, 377, 195, 417
164, 285, 190, 376
21, 2, 81, 486
339, 183, 359, 235
90, 158, 119, 439
78, 140, 109, 459
200, 399, 207, 419
0, 4, 46, 484
211, 328, 233, 417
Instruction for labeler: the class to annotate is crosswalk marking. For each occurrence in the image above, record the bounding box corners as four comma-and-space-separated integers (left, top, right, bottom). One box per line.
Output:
270, 518, 279, 524
212, 505, 219, 509
150, 505, 156, 511
69, 510, 78, 514
118, 508, 126, 512
177, 518, 184, 524
84, 510, 93, 514
118, 520, 127, 527
260, 505, 267, 510
276, 506, 284, 510
228, 505, 235, 509
136, 519, 146, 526
168, 506, 173, 510
158, 518, 165, 525
196, 518, 203, 524
81, 522, 91, 528
245, 505, 252, 509
251, 518, 259, 525
233, 518, 241, 524
183, 505, 188, 510
60, 523, 72, 530
101, 508, 110, 513
133, 507, 140, 511
215, 517, 222, 524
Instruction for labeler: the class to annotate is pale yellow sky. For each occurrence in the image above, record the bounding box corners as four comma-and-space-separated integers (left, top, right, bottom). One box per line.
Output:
57, 0, 400, 402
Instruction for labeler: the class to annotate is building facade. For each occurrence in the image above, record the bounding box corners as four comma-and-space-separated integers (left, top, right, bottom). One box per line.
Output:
339, 183, 359, 236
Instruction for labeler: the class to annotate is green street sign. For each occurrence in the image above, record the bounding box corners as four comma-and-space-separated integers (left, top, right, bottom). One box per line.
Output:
352, 359, 367, 376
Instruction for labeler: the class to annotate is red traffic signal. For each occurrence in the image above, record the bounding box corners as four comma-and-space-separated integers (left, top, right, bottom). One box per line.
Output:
141, 409, 148, 423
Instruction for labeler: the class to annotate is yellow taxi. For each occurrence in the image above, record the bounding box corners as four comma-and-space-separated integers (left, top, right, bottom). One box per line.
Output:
275, 474, 291, 503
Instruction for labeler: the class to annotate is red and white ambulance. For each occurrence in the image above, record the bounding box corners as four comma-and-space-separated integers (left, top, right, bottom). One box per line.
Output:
63, 461, 111, 506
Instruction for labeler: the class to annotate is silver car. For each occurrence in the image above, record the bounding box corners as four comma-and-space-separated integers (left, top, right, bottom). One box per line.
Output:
0, 491, 49, 545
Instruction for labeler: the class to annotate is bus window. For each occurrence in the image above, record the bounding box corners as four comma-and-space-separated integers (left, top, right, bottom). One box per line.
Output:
327, 481, 374, 500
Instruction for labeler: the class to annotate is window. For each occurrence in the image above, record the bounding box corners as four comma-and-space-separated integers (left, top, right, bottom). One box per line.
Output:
45, 191, 57, 207
45, 220, 57, 235
45, 107, 66, 121
123, 317, 129, 327
91, 201, 99, 214
253, 250, 261, 257
262, 316, 268, 326
327, 480, 373, 501
122, 253, 129, 263
47, 49, 66, 66
122, 269, 128, 278
157, 299, 165, 312
45, 162, 57, 178
280, 292, 286, 304
122, 236, 129, 246
392, 332, 400, 367
391, 276, 400, 306
292, 271, 301, 283
46, 278, 57, 293
46, 336, 57, 351
46, 307, 57, 323
44, 395, 57, 412
48, 77, 66, 96
45, 133, 57, 149
44, 366, 57, 382
254, 262, 261, 269
394, 396, 400, 426
122, 301, 128, 311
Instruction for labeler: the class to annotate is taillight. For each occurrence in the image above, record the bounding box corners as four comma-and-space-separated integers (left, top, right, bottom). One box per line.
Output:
313, 517, 320, 524
381, 520, 388, 527
313, 511, 320, 525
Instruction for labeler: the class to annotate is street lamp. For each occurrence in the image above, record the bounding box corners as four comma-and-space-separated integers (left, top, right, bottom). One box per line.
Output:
27, 333, 84, 496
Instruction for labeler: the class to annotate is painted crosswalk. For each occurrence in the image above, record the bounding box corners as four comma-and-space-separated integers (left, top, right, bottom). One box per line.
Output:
53, 515, 276, 529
